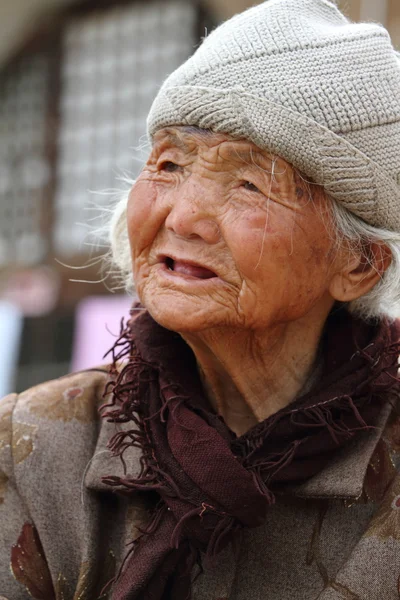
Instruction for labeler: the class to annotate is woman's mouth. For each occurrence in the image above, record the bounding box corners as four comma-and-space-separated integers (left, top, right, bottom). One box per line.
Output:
164, 257, 217, 280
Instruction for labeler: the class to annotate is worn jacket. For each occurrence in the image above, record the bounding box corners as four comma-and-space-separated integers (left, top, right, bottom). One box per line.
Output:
0, 368, 400, 600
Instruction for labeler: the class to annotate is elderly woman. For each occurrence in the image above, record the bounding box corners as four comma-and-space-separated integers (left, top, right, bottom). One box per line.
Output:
1, 0, 400, 598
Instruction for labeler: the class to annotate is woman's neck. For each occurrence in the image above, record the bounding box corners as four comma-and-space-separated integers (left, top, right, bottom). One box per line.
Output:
182, 316, 327, 436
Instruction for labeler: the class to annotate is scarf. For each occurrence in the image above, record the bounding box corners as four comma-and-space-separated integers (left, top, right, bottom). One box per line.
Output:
100, 308, 400, 600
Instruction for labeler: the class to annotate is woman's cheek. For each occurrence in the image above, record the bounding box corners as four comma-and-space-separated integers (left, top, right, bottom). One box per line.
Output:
228, 210, 283, 275
127, 180, 161, 255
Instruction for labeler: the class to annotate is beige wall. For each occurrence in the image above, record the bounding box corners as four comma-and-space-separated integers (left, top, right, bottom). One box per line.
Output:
203, 0, 262, 19
388, 0, 400, 48
0, 0, 76, 64
0, 0, 254, 66
359, 0, 388, 24
338, 0, 361, 22
205, 0, 362, 21
0, 0, 256, 66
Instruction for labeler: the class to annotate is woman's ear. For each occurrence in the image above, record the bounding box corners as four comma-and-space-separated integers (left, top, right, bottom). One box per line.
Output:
329, 242, 392, 303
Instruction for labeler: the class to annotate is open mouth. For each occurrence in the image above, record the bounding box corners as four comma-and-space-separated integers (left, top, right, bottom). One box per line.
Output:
164, 257, 217, 280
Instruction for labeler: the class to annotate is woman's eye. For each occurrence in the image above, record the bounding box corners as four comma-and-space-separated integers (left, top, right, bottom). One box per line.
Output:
243, 181, 261, 193
159, 161, 180, 172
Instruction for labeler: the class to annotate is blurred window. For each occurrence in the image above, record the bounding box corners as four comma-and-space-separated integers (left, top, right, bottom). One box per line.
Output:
0, 53, 52, 267
54, 0, 197, 257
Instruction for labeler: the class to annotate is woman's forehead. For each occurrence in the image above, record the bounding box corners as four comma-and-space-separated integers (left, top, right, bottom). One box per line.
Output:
152, 126, 291, 171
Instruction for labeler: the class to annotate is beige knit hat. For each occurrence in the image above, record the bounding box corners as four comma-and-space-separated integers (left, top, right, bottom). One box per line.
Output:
147, 0, 400, 231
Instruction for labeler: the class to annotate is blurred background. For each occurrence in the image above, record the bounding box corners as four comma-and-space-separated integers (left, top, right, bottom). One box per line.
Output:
0, 0, 399, 395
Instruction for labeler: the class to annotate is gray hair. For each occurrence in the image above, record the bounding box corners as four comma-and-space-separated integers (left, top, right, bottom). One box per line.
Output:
108, 184, 400, 322
329, 199, 400, 322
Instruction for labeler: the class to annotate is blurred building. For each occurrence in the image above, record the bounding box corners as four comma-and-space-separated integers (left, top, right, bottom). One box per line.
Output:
0, 0, 399, 391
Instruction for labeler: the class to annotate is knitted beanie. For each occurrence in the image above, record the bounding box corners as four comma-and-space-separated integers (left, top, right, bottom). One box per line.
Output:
147, 0, 400, 232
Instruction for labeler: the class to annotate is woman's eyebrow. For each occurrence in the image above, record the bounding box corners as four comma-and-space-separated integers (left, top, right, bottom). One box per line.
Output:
222, 147, 275, 168
155, 128, 212, 152
155, 132, 191, 152
153, 132, 285, 174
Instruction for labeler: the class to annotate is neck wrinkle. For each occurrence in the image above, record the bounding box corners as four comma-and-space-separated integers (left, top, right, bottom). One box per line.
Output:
182, 318, 327, 436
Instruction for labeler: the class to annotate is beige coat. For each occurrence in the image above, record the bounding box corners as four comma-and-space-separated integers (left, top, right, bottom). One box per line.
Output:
0, 368, 400, 600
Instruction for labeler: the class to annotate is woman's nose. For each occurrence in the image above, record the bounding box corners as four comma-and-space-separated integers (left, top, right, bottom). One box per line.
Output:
164, 182, 220, 244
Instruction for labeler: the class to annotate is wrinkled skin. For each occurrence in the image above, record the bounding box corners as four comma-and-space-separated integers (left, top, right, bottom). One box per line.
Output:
127, 127, 381, 434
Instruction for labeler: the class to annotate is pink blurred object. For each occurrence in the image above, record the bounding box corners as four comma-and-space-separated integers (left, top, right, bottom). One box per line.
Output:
71, 295, 134, 372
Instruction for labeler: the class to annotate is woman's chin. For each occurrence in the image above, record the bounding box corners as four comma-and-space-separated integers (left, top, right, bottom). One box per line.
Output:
138, 290, 224, 333
145, 304, 208, 333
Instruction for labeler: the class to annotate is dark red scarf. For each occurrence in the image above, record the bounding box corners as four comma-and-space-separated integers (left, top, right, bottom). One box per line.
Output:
101, 308, 400, 600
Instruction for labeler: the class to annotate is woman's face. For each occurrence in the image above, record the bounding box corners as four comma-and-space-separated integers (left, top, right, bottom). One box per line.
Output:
127, 127, 344, 333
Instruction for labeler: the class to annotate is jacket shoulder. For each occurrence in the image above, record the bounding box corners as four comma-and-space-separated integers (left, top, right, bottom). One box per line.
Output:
0, 393, 18, 480
0, 369, 112, 597
15, 368, 109, 425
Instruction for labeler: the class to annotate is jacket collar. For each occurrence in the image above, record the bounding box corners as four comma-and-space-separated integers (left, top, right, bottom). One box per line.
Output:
293, 400, 392, 499
85, 399, 392, 500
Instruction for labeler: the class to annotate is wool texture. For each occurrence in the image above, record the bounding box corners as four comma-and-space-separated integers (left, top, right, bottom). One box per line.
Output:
101, 308, 400, 600
147, 0, 400, 232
